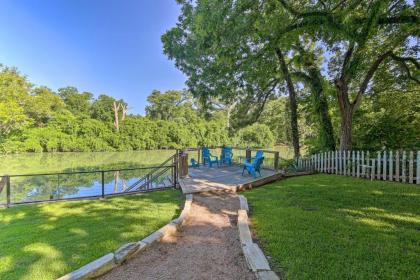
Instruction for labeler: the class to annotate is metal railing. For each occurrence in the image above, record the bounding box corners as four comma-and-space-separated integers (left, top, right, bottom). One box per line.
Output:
0, 155, 179, 207
124, 154, 178, 192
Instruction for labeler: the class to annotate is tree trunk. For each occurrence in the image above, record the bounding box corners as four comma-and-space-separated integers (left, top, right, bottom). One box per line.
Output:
113, 102, 120, 132
306, 68, 336, 150
335, 79, 353, 150
275, 48, 300, 158
339, 107, 353, 150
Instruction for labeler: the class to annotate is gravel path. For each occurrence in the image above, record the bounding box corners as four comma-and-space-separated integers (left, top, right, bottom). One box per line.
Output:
99, 193, 255, 280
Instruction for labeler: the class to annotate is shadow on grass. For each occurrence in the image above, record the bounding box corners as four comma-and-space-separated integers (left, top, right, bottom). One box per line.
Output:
0, 189, 183, 280
244, 174, 420, 280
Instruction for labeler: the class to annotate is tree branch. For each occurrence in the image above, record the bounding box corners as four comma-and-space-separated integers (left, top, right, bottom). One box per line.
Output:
253, 81, 278, 121
353, 50, 393, 109
378, 15, 419, 25
340, 42, 355, 82
390, 53, 420, 83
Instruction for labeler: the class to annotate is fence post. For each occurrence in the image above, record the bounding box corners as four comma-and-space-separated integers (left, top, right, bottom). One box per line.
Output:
356, 151, 360, 178
101, 171, 105, 198
409, 151, 414, 184
173, 151, 179, 188
402, 151, 406, 183
343, 150, 347, 176
377, 151, 381, 180
326, 152, 330, 173
395, 150, 400, 182
335, 150, 339, 175
57, 174, 60, 199
337, 150, 341, 175
146, 174, 151, 189
6, 176, 11, 208
246, 148, 251, 162
389, 150, 393, 181
274, 152, 279, 172
179, 152, 189, 178
417, 151, 420, 185
383, 150, 387, 181
371, 159, 376, 181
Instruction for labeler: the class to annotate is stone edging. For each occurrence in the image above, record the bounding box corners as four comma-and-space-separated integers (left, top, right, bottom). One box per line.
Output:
57, 194, 193, 280
238, 195, 279, 280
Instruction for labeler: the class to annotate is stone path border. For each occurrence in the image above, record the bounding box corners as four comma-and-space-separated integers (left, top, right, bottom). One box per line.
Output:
238, 194, 280, 280
57, 194, 193, 280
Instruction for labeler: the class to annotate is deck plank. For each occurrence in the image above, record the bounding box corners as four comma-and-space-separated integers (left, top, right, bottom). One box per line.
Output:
180, 165, 278, 194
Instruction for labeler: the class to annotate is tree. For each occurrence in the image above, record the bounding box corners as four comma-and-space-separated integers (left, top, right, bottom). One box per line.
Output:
289, 42, 336, 150
276, 0, 419, 149
91, 94, 118, 123
162, 0, 302, 156
145, 90, 197, 122
258, 98, 291, 145
275, 48, 300, 156
235, 123, 275, 148
57, 87, 93, 115
0, 65, 31, 136
27, 86, 65, 125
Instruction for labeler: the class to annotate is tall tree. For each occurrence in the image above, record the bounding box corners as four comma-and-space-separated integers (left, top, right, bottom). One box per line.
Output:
162, 0, 302, 156
0, 65, 32, 136
290, 42, 336, 150
57, 87, 93, 116
275, 48, 300, 156
276, 0, 419, 149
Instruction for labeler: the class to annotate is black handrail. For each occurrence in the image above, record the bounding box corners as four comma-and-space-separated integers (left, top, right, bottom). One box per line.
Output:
2, 165, 175, 178
125, 154, 176, 192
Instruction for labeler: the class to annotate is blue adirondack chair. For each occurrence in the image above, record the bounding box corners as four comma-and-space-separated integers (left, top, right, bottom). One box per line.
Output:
220, 147, 233, 166
202, 148, 219, 167
242, 156, 264, 178
246, 150, 264, 163
190, 158, 199, 168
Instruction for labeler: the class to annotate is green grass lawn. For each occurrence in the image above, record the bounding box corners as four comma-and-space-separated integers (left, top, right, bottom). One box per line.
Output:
0, 190, 182, 280
244, 174, 420, 280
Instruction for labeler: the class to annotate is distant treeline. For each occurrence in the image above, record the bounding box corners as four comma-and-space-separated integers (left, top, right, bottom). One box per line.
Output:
1, 63, 418, 155
0, 64, 275, 153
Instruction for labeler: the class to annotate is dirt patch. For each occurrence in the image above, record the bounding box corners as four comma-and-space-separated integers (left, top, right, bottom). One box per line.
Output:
99, 193, 255, 280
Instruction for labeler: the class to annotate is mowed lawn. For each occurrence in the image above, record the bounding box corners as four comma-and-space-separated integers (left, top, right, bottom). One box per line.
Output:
0, 190, 182, 280
244, 174, 420, 280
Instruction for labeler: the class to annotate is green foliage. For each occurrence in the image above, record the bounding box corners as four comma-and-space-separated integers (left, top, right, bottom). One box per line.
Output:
162, 0, 419, 153
91, 94, 119, 123
0, 64, 229, 153
353, 89, 420, 150
57, 87, 93, 116
244, 174, 420, 279
234, 123, 274, 148
258, 98, 291, 145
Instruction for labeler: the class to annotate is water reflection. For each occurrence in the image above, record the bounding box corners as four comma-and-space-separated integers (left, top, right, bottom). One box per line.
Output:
1, 161, 174, 205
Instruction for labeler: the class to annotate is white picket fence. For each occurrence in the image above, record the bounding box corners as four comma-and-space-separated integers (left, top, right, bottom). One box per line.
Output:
296, 150, 420, 184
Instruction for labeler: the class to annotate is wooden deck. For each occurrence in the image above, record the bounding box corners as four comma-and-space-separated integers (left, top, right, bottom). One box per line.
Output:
180, 165, 282, 194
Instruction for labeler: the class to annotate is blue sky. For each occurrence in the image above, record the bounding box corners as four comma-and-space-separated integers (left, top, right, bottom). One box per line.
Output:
0, 0, 186, 115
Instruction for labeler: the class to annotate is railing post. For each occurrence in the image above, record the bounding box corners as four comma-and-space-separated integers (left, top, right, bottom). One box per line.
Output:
173, 150, 179, 188
246, 148, 251, 162
274, 152, 279, 172
57, 174, 60, 200
101, 171, 105, 198
178, 151, 189, 178
6, 176, 11, 208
